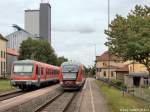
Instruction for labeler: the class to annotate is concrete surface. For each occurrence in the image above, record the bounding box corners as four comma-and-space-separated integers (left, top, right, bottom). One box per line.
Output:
79, 78, 108, 112
0, 84, 61, 112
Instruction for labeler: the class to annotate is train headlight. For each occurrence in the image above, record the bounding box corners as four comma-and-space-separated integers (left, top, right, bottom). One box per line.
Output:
76, 82, 80, 85
11, 80, 15, 85
60, 82, 63, 85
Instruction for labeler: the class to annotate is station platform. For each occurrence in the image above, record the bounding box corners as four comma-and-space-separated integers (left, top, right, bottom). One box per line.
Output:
79, 78, 108, 112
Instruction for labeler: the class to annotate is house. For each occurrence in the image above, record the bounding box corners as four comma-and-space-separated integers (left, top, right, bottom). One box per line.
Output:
124, 62, 149, 87
0, 34, 8, 77
96, 51, 124, 79
115, 65, 129, 82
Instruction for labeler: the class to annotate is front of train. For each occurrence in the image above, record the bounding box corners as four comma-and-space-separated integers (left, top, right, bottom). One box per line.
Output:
10, 60, 37, 89
59, 61, 83, 90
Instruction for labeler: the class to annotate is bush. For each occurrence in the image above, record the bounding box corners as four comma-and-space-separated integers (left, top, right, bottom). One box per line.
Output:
111, 79, 127, 90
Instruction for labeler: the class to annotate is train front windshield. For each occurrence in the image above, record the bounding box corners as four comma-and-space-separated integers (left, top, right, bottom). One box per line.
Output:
62, 65, 78, 80
13, 64, 33, 75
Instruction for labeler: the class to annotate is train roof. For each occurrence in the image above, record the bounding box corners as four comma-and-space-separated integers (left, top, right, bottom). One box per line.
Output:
13, 60, 59, 69
61, 60, 82, 67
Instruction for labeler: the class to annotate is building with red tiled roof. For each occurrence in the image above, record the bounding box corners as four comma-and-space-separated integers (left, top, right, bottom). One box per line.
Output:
0, 34, 7, 77
115, 65, 129, 82
96, 51, 124, 79
96, 51, 123, 61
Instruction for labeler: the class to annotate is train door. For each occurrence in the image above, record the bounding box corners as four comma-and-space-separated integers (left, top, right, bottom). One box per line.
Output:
36, 65, 41, 87
40, 67, 45, 80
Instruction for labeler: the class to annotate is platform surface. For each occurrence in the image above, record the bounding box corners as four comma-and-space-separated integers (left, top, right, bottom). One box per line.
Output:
79, 78, 108, 112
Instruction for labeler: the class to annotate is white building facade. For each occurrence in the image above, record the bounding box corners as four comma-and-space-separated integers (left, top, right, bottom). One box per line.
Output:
6, 25, 34, 51
24, 3, 51, 44
25, 10, 40, 37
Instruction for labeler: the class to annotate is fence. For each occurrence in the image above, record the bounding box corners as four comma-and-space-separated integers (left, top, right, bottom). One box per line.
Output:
98, 78, 150, 103
128, 86, 150, 102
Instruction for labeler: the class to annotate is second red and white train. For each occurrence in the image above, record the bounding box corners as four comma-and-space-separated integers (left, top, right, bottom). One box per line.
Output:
59, 61, 85, 90
10, 60, 60, 89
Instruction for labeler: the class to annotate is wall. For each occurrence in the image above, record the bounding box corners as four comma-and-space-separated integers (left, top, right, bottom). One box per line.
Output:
6, 30, 34, 51
25, 10, 40, 37
96, 60, 123, 79
0, 39, 7, 76
40, 3, 51, 44
128, 63, 148, 73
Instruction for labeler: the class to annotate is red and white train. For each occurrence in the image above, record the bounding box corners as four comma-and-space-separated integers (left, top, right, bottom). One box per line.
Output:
10, 60, 60, 89
59, 61, 85, 90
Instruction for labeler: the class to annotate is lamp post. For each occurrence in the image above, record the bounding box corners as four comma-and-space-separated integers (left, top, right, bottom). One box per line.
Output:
107, 0, 110, 82
94, 44, 97, 78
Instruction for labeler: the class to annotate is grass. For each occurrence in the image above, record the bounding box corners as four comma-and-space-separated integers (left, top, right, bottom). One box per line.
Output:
95, 80, 150, 112
0, 79, 15, 93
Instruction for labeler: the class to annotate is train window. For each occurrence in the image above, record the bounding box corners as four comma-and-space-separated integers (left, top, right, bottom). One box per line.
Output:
46, 68, 49, 75
57, 70, 60, 75
62, 65, 78, 72
41, 68, 44, 75
13, 64, 33, 74
50, 69, 52, 75
49, 69, 50, 74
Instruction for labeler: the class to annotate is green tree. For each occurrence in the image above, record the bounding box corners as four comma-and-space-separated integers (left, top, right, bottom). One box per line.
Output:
105, 5, 150, 75
19, 38, 58, 65
57, 56, 68, 66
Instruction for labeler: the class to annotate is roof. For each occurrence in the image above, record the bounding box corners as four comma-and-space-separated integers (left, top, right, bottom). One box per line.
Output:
96, 51, 122, 61
0, 34, 8, 41
13, 60, 59, 69
6, 48, 19, 56
115, 65, 129, 72
62, 60, 81, 67
127, 72, 149, 77
25, 9, 40, 12
101, 65, 119, 69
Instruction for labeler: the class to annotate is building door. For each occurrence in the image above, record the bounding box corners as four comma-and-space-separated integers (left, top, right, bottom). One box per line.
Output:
133, 77, 140, 87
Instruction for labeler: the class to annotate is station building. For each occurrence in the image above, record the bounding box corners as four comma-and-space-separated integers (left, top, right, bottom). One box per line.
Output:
0, 34, 7, 77
124, 62, 150, 87
96, 51, 124, 80
96, 51, 150, 87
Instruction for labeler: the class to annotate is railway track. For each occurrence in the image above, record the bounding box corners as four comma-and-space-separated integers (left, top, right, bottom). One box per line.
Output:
36, 92, 77, 112
0, 90, 27, 101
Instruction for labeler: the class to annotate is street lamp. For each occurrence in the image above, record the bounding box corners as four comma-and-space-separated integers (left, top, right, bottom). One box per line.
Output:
107, 0, 110, 82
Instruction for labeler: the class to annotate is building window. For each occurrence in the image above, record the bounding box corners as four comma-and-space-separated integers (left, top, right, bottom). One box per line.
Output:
3, 51, 5, 58
97, 68, 101, 72
103, 63, 107, 66
1, 51, 2, 58
103, 71, 106, 77
130, 66, 132, 72
4, 62, 5, 71
111, 71, 114, 77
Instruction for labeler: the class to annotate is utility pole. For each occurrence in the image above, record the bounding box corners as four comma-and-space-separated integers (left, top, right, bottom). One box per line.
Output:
108, 0, 110, 83
94, 44, 97, 78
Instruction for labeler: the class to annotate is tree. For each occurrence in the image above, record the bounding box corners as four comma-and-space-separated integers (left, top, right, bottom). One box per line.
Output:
105, 5, 150, 76
57, 56, 68, 66
19, 38, 58, 65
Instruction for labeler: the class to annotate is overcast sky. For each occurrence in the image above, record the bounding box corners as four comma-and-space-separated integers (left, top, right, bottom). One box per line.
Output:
0, 0, 149, 66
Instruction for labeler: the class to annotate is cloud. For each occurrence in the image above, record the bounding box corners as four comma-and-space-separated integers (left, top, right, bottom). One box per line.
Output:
52, 24, 96, 33
0, 0, 149, 66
